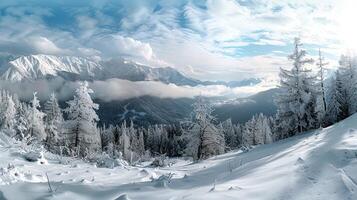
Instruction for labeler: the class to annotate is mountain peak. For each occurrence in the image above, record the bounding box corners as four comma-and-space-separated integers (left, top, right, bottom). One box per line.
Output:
2, 54, 102, 81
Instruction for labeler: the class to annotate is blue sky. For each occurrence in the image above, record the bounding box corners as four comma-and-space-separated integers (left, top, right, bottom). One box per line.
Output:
0, 0, 353, 81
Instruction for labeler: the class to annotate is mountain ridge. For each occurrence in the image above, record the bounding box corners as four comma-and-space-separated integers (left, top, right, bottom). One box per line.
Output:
0, 54, 262, 87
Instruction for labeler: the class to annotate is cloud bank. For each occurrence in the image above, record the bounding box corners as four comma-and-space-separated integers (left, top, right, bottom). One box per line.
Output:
0, 78, 276, 102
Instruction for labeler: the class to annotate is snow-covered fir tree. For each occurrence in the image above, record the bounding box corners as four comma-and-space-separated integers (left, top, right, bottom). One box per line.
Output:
316, 49, 329, 125
275, 37, 319, 138
28, 92, 46, 141
338, 54, 357, 116
119, 121, 131, 161
325, 72, 341, 125
44, 93, 64, 151
335, 69, 350, 121
184, 96, 225, 160
64, 82, 101, 157
0, 93, 17, 136
221, 119, 238, 150
254, 114, 273, 145
243, 116, 256, 147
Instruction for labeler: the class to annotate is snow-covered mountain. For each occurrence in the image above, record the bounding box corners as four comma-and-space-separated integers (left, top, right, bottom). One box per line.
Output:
99, 58, 200, 86
1, 112, 357, 199
0, 55, 201, 86
0, 55, 103, 81
0, 54, 264, 87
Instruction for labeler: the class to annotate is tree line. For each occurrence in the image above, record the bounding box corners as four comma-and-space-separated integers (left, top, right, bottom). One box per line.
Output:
0, 84, 273, 163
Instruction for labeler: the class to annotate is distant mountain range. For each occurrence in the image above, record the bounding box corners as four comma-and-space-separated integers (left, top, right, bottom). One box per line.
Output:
94, 88, 279, 126
0, 54, 261, 87
0, 54, 277, 125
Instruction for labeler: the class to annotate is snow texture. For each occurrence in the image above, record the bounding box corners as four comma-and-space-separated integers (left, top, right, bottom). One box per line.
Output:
0, 113, 357, 199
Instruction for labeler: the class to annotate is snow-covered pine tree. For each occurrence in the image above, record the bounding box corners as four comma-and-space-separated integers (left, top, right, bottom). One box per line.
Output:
335, 69, 350, 121
0, 93, 17, 136
243, 116, 256, 147
316, 49, 329, 125
15, 102, 30, 140
221, 118, 237, 150
137, 129, 145, 156
128, 120, 141, 163
234, 124, 243, 147
254, 114, 273, 144
64, 82, 101, 157
146, 125, 155, 153
28, 92, 46, 141
159, 125, 169, 154
338, 54, 357, 115
44, 93, 64, 151
184, 96, 225, 160
119, 121, 131, 161
325, 73, 341, 125
112, 125, 121, 157
275, 37, 318, 138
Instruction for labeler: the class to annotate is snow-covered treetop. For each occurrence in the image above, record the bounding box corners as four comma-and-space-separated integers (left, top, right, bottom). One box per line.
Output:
65, 82, 99, 123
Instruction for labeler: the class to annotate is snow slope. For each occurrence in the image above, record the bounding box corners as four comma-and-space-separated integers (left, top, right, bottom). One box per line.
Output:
1, 114, 357, 199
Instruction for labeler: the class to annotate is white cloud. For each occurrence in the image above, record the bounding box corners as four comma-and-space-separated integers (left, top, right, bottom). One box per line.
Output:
0, 0, 349, 81
88, 78, 277, 101
0, 78, 276, 102
28, 36, 68, 55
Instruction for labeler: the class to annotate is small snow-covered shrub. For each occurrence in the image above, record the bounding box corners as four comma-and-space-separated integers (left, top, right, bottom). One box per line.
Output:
152, 173, 173, 188
24, 151, 47, 164
240, 146, 251, 153
150, 156, 168, 167
24, 151, 41, 162
92, 153, 128, 169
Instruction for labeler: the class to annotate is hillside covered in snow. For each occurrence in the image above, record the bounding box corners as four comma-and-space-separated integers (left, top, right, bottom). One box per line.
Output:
0, 113, 356, 200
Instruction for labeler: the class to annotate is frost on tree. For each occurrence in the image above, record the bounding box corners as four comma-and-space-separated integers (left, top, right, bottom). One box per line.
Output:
28, 92, 46, 141
44, 93, 64, 152
338, 54, 357, 116
64, 82, 101, 157
275, 38, 319, 138
184, 96, 225, 160
325, 70, 347, 125
221, 119, 238, 150
316, 49, 329, 126
0, 93, 17, 136
254, 114, 273, 145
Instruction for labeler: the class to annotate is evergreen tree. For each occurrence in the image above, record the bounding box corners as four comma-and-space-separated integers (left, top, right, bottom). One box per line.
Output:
255, 114, 273, 144
243, 116, 256, 147
221, 119, 237, 150
275, 38, 318, 138
339, 55, 357, 116
335, 70, 349, 121
44, 93, 64, 151
119, 121, 131, 161
15, 102, 30, 140
28, 92, 46, 141
184, 96, 225, 160
316, 49, 328, 125
64, 82, 101, 157
325, 73, 341, 125
1, 94, 17, 136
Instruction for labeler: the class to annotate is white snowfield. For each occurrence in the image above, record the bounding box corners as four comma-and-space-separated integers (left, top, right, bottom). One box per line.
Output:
1, 115, 357, 200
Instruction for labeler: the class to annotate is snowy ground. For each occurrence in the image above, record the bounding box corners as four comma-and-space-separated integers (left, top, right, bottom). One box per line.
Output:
1, 115, 357, 200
